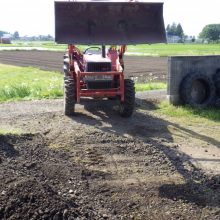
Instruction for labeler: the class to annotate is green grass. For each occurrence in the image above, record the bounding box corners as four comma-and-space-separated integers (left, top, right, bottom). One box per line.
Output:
0, 64, 63, 102
135, 82, 167, 92
0, 64, 165, 102
1, 41, 220, 56
157, 101, 220, 122
127, 44, 220, 56
0, 128, 21, 135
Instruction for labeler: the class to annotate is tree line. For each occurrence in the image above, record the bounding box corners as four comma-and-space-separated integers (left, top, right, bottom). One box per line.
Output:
166, 22, 220, 43
0, 31, 20, 40
166, 23, 196, 43
199, 24, 220, 42
0, 30, 54, 41
166, 23, 184, 38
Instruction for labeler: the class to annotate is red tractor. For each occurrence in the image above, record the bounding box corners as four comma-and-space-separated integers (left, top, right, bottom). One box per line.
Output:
55, 1, 166, 117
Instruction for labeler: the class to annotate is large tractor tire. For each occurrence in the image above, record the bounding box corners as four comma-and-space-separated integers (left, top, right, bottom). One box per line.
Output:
180, 72, 216, 108
64, 77, 76, 116
119, 79, 135, 117
63, 54, 71, 77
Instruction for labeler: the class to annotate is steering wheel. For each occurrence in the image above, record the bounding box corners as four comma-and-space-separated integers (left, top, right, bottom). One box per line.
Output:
83, 47, 101, 54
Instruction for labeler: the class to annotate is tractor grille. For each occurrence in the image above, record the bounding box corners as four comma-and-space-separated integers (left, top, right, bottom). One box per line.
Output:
86, 62, 112, 72
87, 81, 112, 89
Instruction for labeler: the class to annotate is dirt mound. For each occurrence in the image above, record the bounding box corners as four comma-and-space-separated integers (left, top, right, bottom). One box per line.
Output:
1, 179, 80, 220
0, 134, 93, 220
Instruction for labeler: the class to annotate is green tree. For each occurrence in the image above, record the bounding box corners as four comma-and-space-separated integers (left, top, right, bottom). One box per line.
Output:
199, 24, 220, 41
166, 23, 184, 38
169, 23, 177, 35
166, 24, 171, 35
166, 23, 185, 42
176, 24, 184, 38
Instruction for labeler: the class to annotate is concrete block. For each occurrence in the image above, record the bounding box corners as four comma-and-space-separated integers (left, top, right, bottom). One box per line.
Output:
168, 55, 220, 105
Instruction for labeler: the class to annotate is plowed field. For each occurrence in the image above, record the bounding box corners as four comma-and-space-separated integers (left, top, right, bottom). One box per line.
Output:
0, 50, 167, 82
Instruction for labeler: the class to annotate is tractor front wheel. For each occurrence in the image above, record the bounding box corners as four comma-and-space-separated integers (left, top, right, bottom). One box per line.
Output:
64, 76, 76, 116
119, 79, 135, 117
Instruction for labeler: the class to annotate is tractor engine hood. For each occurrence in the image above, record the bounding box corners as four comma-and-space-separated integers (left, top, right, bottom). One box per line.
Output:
55, 1, 167, 45
84, 54, 111, 63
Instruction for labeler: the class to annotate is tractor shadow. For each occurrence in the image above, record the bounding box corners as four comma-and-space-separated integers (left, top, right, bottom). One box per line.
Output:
69, 98, 220, 208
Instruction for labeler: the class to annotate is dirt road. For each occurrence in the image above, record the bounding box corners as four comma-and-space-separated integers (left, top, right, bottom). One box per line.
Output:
0, 50, 168, 82
0, 99, 219, 220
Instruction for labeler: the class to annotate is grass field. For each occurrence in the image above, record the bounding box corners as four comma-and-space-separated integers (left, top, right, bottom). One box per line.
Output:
0, 64, 63, 102
1, 41, 220, 56
157, 101, 220, 123
128, 43, 220, 56
0, 64, 165, 102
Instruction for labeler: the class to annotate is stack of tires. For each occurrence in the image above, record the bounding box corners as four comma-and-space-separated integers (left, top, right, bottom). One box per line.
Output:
180, 70, 220, 108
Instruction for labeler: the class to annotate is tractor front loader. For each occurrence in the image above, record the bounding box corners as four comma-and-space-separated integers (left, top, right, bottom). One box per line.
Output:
55, 1, 166, 117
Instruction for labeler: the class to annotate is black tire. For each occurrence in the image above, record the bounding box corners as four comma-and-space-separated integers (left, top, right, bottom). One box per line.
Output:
64, 77, 76, 116
180, 72, 216, 108
119, 79, 135, 117
63, 54, 71, 77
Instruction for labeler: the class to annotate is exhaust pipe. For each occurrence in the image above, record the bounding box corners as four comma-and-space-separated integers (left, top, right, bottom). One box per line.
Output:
102, 45, 106, 58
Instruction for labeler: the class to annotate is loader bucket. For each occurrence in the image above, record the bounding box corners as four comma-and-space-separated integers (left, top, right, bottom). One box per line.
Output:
55, 1, 166, 45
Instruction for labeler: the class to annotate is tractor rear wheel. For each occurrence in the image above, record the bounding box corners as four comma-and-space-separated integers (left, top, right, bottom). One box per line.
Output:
119, 79, 135, 117
64, 76, 76, 116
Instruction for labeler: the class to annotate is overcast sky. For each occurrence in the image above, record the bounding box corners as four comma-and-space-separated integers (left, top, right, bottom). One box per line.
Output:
0, 0, 219, 37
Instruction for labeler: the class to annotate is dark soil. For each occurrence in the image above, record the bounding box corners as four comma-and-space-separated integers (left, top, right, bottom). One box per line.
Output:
0, 50, 167, 82
0, 100, 219, 220
0, 134, 87, 220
